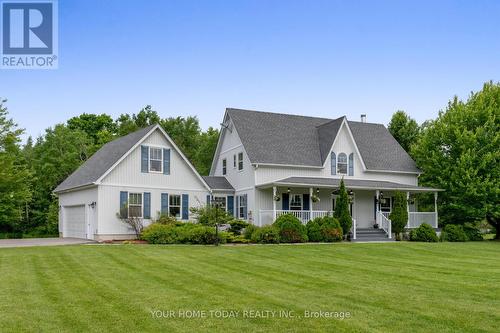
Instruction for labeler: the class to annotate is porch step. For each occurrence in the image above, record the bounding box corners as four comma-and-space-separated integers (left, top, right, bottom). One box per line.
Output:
353, 228, 394, 242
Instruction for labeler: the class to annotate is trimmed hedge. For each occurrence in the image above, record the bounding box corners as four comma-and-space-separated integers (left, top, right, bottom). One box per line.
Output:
409, 223, 438, 242
251, 225, 280, 244
307, 217, 343, 242
440, 224, 468, 242
141, 223, 227, 245
273, 214, 308, 243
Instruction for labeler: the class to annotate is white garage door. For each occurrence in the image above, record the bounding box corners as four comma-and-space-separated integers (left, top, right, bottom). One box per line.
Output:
64, 205, 87, 239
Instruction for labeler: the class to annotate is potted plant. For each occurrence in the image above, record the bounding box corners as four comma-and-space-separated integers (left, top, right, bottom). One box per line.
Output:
311, 194, 320, 203
373, 223, 379, 229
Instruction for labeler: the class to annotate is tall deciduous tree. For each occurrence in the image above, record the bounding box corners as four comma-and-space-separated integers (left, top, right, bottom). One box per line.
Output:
388, 110, 420, 153
0, 99, 32, 232
195, 127, 219, 175
412, 82, 500, 237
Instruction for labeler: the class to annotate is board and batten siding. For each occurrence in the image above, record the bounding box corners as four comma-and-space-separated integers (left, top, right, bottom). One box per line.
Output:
97, 185, 208, 236
101, 129, 208, 191
58, 186, 98, 239
212, 117, 255, 189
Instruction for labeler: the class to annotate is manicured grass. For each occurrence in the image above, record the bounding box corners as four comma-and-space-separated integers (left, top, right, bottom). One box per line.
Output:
0, 242, 499, 332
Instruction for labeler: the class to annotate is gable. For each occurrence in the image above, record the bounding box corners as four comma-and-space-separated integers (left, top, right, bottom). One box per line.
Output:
101, 128, 209, 190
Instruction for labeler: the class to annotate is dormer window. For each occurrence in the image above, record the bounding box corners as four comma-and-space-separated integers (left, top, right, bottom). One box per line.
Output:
149, 147, 163, 173
337, 153, 348, 174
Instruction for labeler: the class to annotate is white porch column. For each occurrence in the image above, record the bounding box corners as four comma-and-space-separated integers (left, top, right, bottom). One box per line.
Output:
406, 192, 410, 228
434, 191, 438, 228
309, 187, 313, 220
272, 186, 277, 221
375, 190, 380, 226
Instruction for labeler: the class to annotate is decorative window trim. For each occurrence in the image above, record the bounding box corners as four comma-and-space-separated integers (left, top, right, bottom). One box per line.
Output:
149, 147, 163, 173
337, 152, 348, 175
128, 192, 143, 218
238, 152, 244, 171
169, 194, 181, 218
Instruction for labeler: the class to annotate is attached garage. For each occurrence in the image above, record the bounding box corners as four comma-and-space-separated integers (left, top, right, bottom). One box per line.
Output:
63, 205, 87, 239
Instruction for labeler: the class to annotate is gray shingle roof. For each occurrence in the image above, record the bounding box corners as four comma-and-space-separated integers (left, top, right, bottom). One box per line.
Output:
269, 177, 441, 191
226, 108, 420, 173
54, 124, 157, 192
202, 176, 234, 190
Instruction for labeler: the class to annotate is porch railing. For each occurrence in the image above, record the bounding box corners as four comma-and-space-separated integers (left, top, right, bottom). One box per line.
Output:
376, 211, 392, 239
407, 212, 438, 228
259, 210, 332, 225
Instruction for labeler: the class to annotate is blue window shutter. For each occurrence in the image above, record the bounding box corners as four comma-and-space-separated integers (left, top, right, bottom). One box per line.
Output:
303, 194, 310, 210
161, 193, 169, 215
141, 146, 149, 173
143, 192, 151, 219
206, 195, 211, 207
243, 194, 248, 219
349, 153, 354, 176
235, 196, 239, 217
282, 193, 289, 210
120, 191, 128, 218
163, 148, 170, 175
331, 152, 336, 175
227, 195, 234, 216
182, 194, 189, 220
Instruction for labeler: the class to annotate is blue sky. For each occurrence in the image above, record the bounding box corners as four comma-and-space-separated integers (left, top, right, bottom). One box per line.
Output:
2, 0, 500, 140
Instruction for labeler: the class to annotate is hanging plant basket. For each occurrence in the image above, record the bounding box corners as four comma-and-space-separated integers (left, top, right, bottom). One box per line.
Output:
273, 195, 281, 201
311, 195, 320, 203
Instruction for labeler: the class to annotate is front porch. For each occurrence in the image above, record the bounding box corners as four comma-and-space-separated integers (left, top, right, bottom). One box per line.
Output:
256, 177, 442, 240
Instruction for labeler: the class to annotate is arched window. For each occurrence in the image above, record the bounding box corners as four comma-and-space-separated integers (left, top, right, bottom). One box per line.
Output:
337, 153, 348, 174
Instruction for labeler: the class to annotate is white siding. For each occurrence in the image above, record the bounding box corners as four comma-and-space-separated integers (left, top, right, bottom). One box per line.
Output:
58, 186, 98, 239
213, 117, 255, 190
101, 129, 208, 191
97, 185, 208, 236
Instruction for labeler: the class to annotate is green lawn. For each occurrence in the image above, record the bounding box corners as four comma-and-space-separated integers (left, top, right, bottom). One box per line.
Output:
1, 242, 499, 332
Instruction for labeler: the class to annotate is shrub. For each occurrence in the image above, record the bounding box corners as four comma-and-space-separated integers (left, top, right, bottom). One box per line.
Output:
334, 179, 352, 236
273, 214, 308, 243
440, 224, 468, 242
190, 205, 234, 226
409, 223, 438, 242
177, 224, 227, 245
463, 222, 483, 241
243, 224, 258, 240
306, 218, 323, 242
251, 225, 280, 244
229, 219, 249, 235
226, 233, 251, 243
141, 224, 179, 244
389, 191, 408, 241
155, 214, 179, 226
320, 217, 343, 242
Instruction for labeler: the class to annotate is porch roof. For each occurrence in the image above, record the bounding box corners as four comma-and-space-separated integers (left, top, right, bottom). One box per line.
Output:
257, 177, 443, 192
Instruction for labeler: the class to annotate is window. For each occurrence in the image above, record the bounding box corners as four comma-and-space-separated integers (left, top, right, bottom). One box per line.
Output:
222, 159, 227, 175
290, 194, 302, 211
212, 196, 227, 211
169, 194, 181, 218
380, 197, 391, 213
233, 154, 236, 168
239, 195, 247, 218
337, 153, 348, 174
129, 193, 142, 217
238, 152, 243, 171
149, 147, 163, 172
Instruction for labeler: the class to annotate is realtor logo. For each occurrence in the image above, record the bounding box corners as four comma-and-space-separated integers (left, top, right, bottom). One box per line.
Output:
1, 0, 58, 69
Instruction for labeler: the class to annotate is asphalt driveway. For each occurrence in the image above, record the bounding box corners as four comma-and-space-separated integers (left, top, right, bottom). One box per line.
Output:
0, 238, 94, 248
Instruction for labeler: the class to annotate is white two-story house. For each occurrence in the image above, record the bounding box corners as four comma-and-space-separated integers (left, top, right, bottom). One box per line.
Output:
210, 108, 441, 239
56, 108, 441, 241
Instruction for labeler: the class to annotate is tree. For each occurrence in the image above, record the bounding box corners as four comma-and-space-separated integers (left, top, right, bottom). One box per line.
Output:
334, 178, 352, 236
115, 105, 160, 136
389, 191, 408, 240
67, 113, 116, 147
388, 110, 420, 153
160, 116, 201, 165
29, 125, 93, 233
412, 81, 500, 238
0, 99, 32, 233
194, 127, 219, 175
